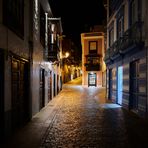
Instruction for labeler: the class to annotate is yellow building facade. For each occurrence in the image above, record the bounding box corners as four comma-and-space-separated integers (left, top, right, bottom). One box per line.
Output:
81, 31, 106, 87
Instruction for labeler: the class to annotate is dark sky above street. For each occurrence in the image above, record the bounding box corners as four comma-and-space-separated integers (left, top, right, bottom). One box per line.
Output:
49, 0, 106, 48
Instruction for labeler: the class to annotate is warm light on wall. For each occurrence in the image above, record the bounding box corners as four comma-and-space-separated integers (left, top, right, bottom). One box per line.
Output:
62, 52, 70, 59
65, 52, 69, 58
90, 72, 94, 74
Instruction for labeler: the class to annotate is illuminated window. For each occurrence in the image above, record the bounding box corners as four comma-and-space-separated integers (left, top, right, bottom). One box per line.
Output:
89, 41, 97, 53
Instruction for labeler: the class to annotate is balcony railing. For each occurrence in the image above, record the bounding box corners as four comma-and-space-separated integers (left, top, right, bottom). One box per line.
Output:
109, 40, 120, 59
44, 43, 60, 62
48, 51, 60, 62
119, 21, 144, 53
104, 21, 144, 62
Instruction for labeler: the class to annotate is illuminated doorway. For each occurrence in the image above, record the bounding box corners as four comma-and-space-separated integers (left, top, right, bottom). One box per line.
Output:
117, 66, 123, 105
88, 73, 96, 87
108, 69, 112, 99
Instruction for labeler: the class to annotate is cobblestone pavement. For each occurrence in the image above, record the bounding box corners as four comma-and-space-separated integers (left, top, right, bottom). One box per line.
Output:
40, 78, 148, 148
1, 77, 148, 148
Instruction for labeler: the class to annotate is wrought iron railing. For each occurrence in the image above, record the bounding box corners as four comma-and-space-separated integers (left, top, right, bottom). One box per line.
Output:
109, 40, 119, 58
104, 21, 144, 62
46, 43, 60, 62
119, 21, 144, 53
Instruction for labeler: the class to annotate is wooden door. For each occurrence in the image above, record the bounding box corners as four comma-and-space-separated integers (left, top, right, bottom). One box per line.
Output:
48, 71, 52, 101
11, 58, 30, 130
39, 68, 45, 110
0, 51, 4, 139
130, 60, 139, 111
57, 75, 59, 94
53, 74, 56, 96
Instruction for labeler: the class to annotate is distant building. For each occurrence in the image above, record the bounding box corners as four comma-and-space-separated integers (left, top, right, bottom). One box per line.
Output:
81, 26, 106, 87
105, 0, 148, 118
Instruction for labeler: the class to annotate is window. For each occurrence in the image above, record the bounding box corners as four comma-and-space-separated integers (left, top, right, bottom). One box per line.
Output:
89, 41, 97, 53
117, 17, 124, 39
131, 0, 136, 24
40, 5, 45, 47
109, 0, 114, 17
3, 0, 24, 38
130, 0, 139, 26
50, 24, 57, 44
109, 27, 114, 46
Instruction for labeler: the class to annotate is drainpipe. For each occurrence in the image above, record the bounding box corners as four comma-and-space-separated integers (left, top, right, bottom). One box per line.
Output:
146, 46, 148, 118
45, 12, 48, 60
145, 1, 148, 119
146, 28, 148, 118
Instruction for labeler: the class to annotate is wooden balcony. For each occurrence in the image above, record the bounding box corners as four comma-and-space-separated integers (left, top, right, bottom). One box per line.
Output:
84, 54, 102, 71
85, 63, 101, 71
44, 43, 60, 62
48, 51, 59, 62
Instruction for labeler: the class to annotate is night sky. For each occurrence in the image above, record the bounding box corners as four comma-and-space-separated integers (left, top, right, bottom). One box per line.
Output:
49, 0, 106, 48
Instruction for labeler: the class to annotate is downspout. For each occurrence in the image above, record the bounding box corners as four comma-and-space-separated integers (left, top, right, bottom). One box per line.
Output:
139, 0, 148, 118
45, 12, 48, 60
146, 29, 148, 119
146, 43, 148, 119
145, 0, 148, 119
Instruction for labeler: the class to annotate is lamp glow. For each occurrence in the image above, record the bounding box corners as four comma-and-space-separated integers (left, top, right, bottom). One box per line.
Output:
65, 52, 69, 58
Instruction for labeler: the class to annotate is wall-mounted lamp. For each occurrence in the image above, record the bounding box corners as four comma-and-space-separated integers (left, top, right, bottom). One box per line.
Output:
65, 52, 69, 58
62, 52, 70, 59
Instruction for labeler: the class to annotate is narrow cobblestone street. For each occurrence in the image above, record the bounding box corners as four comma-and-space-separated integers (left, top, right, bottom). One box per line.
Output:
1, 77, 148, 148
39, 77, 148, 148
